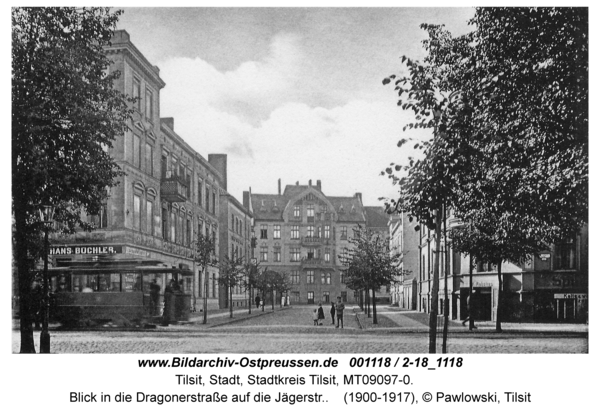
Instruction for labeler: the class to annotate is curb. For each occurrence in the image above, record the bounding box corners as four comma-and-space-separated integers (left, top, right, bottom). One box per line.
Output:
208, 306, 292, 328
353, 308, 364, 330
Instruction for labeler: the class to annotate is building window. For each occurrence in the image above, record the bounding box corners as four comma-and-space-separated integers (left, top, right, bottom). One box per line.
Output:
307, 225, 315, 238
307, 247, 316, 259
324, 225, 330, 239
307, 204, 315, 222
260, 246, 268, 262
273, 225, 281, 239
186, 217, 192, 246
340, 270, 346, 284
321, 272, 331, 285
145, 143, 153, 176
170, 209, 176, 242
290, 247, 300, 262
160, 153, 168, 179
306, 270, 315, 284
324, 248, 330, 263
291, 225, 299, 240
260, 224, 268, 239
205, 185, 211, 211
291, 291, 300, 302
186, 171, 191, 199
162, 206, 168, 239
133, 194, 141, 231
232, 214, 235, 230
293, 205, 300, 218
146, 199, 153, 234
133, 77, 141, 111
341, 291, 347, 303
273, 246, 281, 262
290, 270, 300, 284
145, 88, 153, 120
307, 291, 315, 304
197, 179, 203, 206
133, 134, 141, 169
211, 191, 216, 214
322, 291, 330, 303
554, 237, 576, 270
341, 226, 347, 239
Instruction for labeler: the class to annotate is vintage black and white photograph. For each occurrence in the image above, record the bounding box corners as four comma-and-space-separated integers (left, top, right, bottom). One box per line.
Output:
11, 6, 588, 355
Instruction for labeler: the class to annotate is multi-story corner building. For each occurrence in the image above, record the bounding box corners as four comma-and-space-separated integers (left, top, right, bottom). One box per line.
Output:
210, 154, 253, 310
388, 213, 420, 310
244, 179, 371, 305
46, 30, 224, 323
417, 214, 589, 323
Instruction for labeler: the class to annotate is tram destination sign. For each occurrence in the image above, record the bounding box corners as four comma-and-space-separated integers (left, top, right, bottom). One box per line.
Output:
49, 245, 122, 255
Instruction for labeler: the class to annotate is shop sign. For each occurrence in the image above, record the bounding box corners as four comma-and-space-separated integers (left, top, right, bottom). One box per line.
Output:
124, 246, 151, 257
474, 282, 493, 287
539, 253, 551, 260
49, 245, 121, 255
554, 293, 587, 300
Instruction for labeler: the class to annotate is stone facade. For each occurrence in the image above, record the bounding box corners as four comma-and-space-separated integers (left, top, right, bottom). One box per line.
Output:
245, 179, 381, 305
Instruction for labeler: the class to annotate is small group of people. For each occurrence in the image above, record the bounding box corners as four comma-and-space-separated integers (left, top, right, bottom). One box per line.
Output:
313, 297, 345, 328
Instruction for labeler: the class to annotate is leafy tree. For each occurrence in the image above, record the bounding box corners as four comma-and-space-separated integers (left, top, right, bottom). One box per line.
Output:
240, 260, 258, 314
192, 232, 218, 324
218, 255, 245, 318
341, 226, 401, 325
383, 8, 587, 339
271, 271, 290, 308
12, 7, 131, 353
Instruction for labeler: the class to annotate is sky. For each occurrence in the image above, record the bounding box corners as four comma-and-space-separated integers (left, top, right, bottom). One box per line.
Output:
115, 7, 476, 206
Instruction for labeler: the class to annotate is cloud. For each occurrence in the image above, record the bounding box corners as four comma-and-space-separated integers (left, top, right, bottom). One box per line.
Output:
157, 33, 431, 205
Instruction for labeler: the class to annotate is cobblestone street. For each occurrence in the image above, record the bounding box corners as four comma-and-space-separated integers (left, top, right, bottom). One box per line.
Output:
12, 306, 588, 354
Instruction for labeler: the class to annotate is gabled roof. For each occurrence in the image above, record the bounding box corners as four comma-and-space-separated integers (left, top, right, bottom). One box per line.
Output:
364, 206, 389, 229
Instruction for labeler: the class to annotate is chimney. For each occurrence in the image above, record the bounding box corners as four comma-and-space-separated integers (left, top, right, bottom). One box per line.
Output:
243, 191, 250, 209
278, 179, 281, 195
309, 179, 312, 187
355, 192, 362, 204
208, 154, 227, 190
316, 180, 321, 190
161, 117, 174, 131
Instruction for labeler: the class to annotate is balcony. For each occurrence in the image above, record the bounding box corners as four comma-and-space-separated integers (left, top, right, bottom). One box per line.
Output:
302, 236, 321, 245
300, 256, 324, 268
160, 173, 188, 203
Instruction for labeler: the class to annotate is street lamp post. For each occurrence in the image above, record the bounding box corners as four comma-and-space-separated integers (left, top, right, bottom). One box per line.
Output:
39, 205, 54, 354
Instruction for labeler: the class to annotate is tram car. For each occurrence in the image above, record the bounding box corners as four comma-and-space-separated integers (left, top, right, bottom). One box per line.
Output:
47, 257, 193, 326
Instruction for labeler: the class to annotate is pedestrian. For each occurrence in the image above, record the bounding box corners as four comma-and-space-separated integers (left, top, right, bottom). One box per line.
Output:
149, 279, 160, 316
462, 290, 477, 328
330, 302, 336, 325
313, 309, 319, 326
335, 296, 345, 329
255, 295, 261, 309
317, 302, 325, 325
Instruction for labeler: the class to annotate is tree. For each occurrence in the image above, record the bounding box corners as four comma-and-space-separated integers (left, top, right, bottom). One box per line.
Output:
218, 255, 245, 318
271, 271, 290, 308
383, 8, 587, 339
12, 7, 132, 353
192, 232, 218, 324
342, 226, 401, 325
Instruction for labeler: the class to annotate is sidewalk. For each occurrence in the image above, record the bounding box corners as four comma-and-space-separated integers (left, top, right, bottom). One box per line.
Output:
356, 307, 588, 335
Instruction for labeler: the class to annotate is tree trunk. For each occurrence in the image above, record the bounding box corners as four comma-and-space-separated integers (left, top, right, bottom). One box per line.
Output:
248, 286, 252, 315
366, 288, 371, 318
428, 208, 442, 354
496, 258, 503, 332
442, 207, 448, 354
359, 289, 363, 311
202, 269, 208, 324
372, 287, 378, 324
229, 285, 233, 318
469, 255, 475, 331
14, 200, 36, 353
